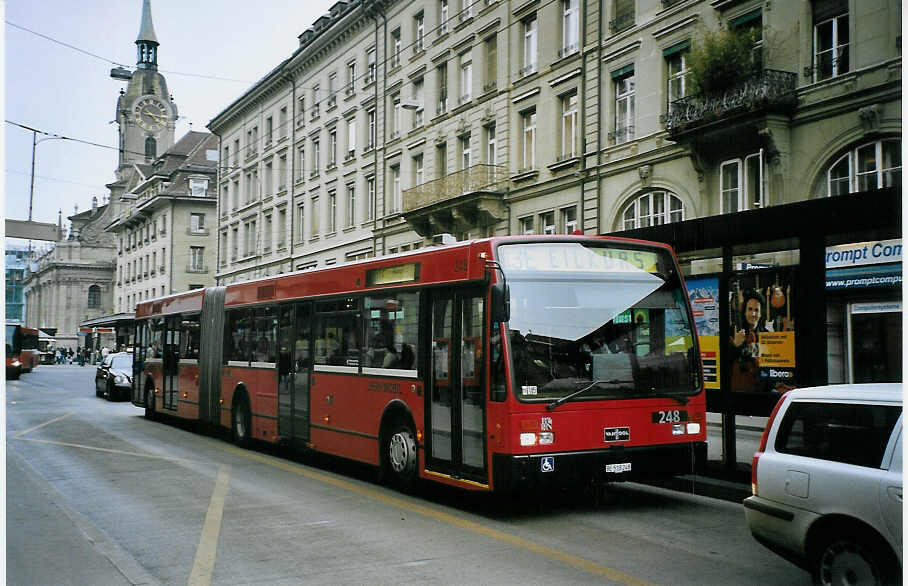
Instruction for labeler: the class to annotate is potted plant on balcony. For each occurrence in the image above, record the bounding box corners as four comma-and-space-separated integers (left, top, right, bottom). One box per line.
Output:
688, 28, 759, 98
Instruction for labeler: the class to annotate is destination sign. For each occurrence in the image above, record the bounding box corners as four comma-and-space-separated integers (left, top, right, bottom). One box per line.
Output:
366, 263, 420, 286
498, 243, 663, 274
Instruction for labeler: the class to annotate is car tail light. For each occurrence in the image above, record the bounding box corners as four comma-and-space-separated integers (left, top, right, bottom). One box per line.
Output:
752, 392, 789, 496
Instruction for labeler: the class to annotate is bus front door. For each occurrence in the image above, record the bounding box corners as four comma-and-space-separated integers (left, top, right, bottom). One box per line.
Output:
278, 303, 311, 445
162, 316, 180, 410
426, 289, 487, 484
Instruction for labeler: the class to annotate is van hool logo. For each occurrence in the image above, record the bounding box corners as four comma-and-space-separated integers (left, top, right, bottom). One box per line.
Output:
604, 427, 630, 442
368, 382, 400, 394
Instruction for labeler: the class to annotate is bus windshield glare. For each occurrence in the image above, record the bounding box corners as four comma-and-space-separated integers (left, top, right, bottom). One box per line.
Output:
498, 242, 700, 403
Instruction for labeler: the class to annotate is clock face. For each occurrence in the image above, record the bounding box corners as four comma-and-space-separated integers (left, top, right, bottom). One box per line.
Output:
134, 96, 168, 132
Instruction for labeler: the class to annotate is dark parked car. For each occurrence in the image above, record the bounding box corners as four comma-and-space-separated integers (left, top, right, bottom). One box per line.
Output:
95, 352, 133, 401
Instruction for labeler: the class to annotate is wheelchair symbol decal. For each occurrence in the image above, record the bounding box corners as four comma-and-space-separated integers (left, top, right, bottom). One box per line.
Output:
540, 456, 554, 473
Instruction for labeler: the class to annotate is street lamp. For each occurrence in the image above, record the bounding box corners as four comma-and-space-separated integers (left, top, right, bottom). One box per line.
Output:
27, 131, 68, 256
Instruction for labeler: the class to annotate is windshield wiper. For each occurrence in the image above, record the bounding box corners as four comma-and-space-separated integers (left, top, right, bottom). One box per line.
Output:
546, 379, 628, 411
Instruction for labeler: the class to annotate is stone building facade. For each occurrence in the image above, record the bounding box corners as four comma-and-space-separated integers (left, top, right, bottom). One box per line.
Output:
208, 0, 900, 285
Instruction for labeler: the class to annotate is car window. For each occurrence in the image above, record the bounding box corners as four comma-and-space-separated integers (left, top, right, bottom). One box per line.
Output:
110, 354, 133, 369
775, 401, 901, 468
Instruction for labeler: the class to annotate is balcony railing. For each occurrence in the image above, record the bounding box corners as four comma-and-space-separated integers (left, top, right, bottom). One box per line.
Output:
402, 164, 508, 212
186, 265, 209, 274
662, 69, 798, 135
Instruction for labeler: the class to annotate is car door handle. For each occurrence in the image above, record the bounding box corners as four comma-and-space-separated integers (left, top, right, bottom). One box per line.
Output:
887, 486, 902, 503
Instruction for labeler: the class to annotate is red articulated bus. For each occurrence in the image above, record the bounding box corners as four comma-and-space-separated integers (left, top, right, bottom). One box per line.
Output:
6, 324, 41, 379
132, 236, 706, 492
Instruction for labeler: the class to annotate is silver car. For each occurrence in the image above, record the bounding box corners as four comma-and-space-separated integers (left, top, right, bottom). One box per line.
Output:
744, 384, 902, 586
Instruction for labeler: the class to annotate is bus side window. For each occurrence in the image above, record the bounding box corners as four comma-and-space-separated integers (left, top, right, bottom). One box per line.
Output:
364, 292, 418, 371
180, 315, 201, 360
224, 310, 252, 364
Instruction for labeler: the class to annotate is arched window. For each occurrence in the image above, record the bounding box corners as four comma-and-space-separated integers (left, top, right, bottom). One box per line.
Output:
87, 285, 101, 309
145, 137, 157, 160
621, 190, 685, 230
821, 138, 901, 197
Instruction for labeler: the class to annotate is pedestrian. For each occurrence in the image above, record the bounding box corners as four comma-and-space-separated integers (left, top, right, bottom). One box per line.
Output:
101, 346, 109, 359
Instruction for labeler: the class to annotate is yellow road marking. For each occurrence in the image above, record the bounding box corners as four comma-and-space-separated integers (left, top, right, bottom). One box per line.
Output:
218, 444, 655, 586
13, 412, 75, 439
13, 437, 198, 463
188, 466, 231, 586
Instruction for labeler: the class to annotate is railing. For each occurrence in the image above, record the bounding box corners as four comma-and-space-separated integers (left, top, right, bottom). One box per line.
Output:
558, 44, 579, 59
518, 63, 537, 77
186, 265, 209, 274
662, 70, 798, 134
402, 164, 508, 212
609, 12, 634, 33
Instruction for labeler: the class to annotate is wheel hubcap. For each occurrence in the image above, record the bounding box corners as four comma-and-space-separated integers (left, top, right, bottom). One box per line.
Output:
235, 404, 246, 437
389, 432, 413, 473
821, 542, 878, 586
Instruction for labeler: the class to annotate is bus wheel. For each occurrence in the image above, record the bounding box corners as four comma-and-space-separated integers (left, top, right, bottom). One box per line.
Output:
232, 394, 251, 447
385, 421, 418, 491
145, 386, 156, 420
8, 368, 20, 381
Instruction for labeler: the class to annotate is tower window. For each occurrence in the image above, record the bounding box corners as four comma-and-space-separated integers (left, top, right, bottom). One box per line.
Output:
87, 285, 101, 309
145, 137, 157, 160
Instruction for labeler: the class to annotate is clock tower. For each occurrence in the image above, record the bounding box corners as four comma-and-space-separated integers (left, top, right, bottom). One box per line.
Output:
112, 0, 177, 173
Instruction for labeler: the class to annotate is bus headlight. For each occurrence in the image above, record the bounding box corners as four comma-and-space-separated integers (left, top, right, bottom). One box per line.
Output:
11, 360, 21, 367
686, 422, 701, 435
519, 433, 537, 446
538, 432, 554, 445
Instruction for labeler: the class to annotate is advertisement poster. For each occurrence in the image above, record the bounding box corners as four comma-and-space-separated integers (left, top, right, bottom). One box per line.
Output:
686, 277, 720, 389
728, 268, 797, 393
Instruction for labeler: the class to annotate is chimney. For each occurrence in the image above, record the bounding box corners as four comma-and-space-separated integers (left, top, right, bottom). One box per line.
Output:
92, 196, 98, 214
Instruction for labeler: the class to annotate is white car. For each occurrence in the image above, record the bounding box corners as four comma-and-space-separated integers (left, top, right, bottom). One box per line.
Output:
744, 384, 902, 585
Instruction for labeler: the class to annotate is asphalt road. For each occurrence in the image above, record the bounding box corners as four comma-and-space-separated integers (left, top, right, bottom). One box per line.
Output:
6, 365, 810, 585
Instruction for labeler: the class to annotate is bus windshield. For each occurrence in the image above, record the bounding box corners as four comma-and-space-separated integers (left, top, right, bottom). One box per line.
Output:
498, 242, 700, 403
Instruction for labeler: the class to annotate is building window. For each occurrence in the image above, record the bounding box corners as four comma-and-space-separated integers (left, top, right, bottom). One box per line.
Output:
265, 116, 273, 146
145, 137, 157, 160
720, 152, 764, 213
414, 12, 425, 53
328, 72, 338, 108
614, 68, 635, 144
297, 95, 306, 126
264, 159, 274, 195
622, 191, 684, 229
366, 107, 376, 150
279, 106, 288, 139
346, 117, 357, 160
219, 231, 227, 265
232, 227, 239, 260
390, 164, 401, 213
459, 52, 472, 104
412, 78, 424, 128
460, 0, 472, 20
297, 203, 305, 241
346, 183, 356, 227
521, 109, 536, 171
561, 206, 577, 233
190, 213, 206, 233
277, 208, 286, 249
813, 1, 849, 82
328, 129, 337, 167
459, 134, 471, 172
391, 28, 401, 68
522, 15, 537, 76
244, 220, 256, 257
436, 141, 448, 178
366, 47, 376, 84
312, 86, 320, 118
297, 146, 305, 181
437, 0, 449, 35
312, 139, 320, 176
346, 61, 356, 96
311, 196, 320, 237
366, 176, 376, 221
437, 62, 449, 114
484, 35, 497, 91
190, 246, 204, 272
560, 92, 578, 158
264, 215, 273, 252
824, 139, 901, 196
486, 123, 496, 165
611, 0, 634, 33
561, 0, 579, 57
666, 44, 688, 112
328, 191, 337, 233
518, 216, 534, 234
540, 211, 556, 235
278, 153, 287, 191
221, 185, 229, 213
413, 153, 424, 187
87, 285, 101, 309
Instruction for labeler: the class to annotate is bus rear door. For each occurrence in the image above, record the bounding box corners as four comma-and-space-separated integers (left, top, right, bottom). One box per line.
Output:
278, 302, 311, 446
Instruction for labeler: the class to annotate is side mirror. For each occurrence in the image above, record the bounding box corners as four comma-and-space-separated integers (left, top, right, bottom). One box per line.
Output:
491, 282, 510, 323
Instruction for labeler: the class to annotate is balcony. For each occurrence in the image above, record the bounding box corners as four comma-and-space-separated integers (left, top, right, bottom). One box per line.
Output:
401, 164, 509, 237
662, 69, 798, 142
186, 265, 209, 274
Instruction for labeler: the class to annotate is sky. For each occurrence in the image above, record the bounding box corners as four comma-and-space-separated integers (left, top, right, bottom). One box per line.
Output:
5, 0, 336, 247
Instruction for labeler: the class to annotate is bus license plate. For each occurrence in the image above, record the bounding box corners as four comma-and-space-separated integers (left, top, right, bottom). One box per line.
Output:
605, 462, 632, 474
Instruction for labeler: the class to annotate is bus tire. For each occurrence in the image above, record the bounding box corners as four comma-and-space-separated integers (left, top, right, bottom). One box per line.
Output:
145, 383, 156, 420
232, 391, 251, 448
8, 367, 20, 381
383, 418, 418, 491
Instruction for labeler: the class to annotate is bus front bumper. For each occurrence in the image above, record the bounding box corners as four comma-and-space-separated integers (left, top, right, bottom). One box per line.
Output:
492, 442, 706, 492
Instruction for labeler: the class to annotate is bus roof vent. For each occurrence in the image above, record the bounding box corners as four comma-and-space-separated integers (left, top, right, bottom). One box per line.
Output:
257, 285, 276, 300
432, 233, 457, 246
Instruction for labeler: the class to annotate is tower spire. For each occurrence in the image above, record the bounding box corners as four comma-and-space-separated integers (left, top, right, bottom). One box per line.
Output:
136, 0, 159, 70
